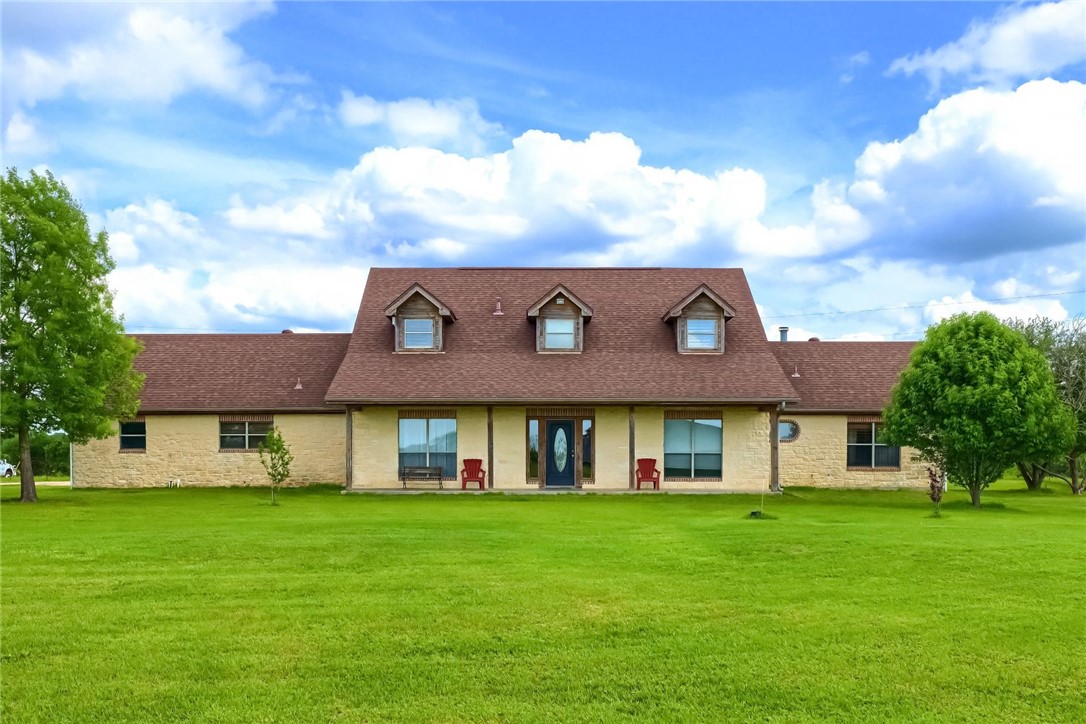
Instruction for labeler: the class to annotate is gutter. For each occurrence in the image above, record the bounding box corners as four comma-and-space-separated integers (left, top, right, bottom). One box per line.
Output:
323, 396, 802, 406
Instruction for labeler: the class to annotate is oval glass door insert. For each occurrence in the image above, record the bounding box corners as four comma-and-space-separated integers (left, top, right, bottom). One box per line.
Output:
553, 428, 568, 472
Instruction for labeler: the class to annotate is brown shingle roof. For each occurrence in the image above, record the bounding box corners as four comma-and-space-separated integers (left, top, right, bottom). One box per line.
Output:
769, 340, 917, 413
133, 333, 350, 412
327, 268, 799, 404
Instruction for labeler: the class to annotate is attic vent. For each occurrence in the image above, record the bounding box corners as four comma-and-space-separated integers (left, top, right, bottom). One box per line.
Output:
281, 329, 294, 334
555, 297, 565, 304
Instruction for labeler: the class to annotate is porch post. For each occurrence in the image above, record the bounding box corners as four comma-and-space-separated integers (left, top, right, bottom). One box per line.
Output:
628, 406, 635, 490
345, 405, 354, 490
487, 406, 494, 489
769, 404, 780, 493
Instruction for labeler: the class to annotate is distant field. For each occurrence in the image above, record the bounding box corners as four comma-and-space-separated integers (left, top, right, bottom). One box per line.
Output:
2, 483, 1082, 722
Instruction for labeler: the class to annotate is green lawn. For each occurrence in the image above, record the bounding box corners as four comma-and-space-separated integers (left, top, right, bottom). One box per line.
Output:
2, 484, 1083, 723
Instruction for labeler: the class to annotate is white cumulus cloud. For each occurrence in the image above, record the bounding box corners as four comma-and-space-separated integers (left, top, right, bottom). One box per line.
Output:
889, 1, 1086, 91
847, 79, 1086, 261
3, 2, 277, 111
338, 91, 503, 153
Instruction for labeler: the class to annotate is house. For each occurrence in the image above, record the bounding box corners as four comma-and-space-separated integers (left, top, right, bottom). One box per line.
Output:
72, 268, 926, 491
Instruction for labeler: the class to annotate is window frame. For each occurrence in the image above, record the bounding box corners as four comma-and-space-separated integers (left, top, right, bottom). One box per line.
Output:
219, 421, 273, 452
402, 317, 436, 350
684, 318, 719, 350
119, 420, 146, 452
398, 416, 458, 479
663, 417, 723, 480
778, 419, 800, 443
846, 422, 901, 470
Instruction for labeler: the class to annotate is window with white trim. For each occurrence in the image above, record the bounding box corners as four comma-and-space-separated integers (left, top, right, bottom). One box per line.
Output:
847, 423, 900, 468
403, 318, 435, 349
543, 318, 576, 350
685, 319, 718, 350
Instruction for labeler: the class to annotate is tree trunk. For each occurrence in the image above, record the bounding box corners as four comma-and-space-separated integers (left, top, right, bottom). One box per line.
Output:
1070, 455, 1082, 496
18, 426, 37, 503
1016, 462, 1046, 490
969, 486, 981, 507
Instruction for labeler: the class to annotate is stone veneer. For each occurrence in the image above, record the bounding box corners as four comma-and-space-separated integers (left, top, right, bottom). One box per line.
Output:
778, 414, 926, 489
73, 413, 345, 488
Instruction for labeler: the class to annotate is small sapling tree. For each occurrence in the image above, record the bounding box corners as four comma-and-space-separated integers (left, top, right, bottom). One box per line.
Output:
258, 427, 293, 505
883, 313, 1075, 508
927, 466, 944, 517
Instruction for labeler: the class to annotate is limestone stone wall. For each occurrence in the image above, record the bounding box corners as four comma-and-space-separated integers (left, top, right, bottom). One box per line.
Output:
592, 406, 631, 490
721, 407, 772, 492
351, 407, 399, 489
73, 413, 345, 488
492, 407, 528, 489
779, 414, 926, 489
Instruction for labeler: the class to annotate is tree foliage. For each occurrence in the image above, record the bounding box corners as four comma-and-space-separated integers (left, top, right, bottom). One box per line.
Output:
883, 312, 1075, 507
1, 168, 143, 501
1005, 315, 1086, 494
258, 427, 294, 506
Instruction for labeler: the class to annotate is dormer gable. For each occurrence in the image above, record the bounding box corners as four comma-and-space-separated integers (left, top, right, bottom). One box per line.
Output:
662, 284, 736, 354
527, 284, 593, 353
384, 283, 456, 353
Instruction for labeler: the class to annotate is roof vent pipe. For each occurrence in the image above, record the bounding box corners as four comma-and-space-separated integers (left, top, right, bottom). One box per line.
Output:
493, 297, 504, 316
294, 377, 303, 390
779, 326, 789, 342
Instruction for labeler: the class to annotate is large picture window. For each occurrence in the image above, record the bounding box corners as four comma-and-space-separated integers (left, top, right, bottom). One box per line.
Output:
664, 418, 722, 479
847, 423, 900, 468
399, 417, 457, 477
220, 421, 273, 450
119, 421, 146, 451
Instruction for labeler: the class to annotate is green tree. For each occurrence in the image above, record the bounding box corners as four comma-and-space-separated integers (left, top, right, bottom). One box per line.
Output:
258, 427, 294, 506
1, 168, 143, 502
1, 431, 70, 477
883, 312, 1075, 507
1006, 316, 1086, 494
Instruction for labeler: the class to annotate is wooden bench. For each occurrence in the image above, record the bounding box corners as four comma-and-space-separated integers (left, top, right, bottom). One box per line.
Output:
400, 465, 444, 490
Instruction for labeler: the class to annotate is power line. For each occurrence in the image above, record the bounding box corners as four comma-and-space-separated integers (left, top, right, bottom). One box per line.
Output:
762, 289, 1085, 320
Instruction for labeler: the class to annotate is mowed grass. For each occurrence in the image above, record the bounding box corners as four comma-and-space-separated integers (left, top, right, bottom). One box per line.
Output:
2, 484, 1083, 723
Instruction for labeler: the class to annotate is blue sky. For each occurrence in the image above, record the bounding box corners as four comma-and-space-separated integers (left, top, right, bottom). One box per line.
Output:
3, 1, 1084, 339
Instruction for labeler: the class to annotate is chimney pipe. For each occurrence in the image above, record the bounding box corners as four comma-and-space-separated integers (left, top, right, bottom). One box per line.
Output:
779, 326, 789, 342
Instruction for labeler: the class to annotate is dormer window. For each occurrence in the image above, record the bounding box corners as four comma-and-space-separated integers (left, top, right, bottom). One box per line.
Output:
684, 318, 718, 350
544, 318, 576, 349
527, 284, 593, 353
384, 283, 456, 353
662, 284, 736, 354
403, 318, 435, 349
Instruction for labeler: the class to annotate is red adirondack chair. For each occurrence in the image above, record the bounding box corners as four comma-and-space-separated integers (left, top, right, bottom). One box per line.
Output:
461, 458, 486, 490
636, 458, 661, 490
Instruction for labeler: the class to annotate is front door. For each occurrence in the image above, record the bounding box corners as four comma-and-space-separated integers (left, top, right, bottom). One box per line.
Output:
545, 420, 575, 487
